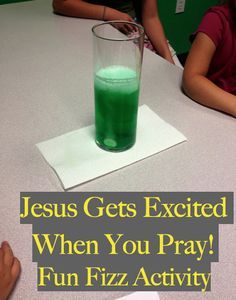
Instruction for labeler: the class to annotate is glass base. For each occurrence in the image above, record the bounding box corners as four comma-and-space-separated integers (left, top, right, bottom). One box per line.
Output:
95, 139, 135, 152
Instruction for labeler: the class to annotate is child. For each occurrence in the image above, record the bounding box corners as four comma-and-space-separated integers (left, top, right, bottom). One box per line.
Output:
0, 241, 21, 300
52, 0, 177, 65
183, 0, 236, 117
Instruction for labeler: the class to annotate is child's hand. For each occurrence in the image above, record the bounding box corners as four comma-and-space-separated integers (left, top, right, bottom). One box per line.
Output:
0, 242, 21, 300
105, 9, 133, 22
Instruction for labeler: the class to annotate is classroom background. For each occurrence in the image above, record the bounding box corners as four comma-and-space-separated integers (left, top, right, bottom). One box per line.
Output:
0, 0, 219, 65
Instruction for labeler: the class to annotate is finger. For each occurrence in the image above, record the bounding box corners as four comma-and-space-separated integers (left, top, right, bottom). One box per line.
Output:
125, 24, 134, 33
2, 241, 14, 267
132, 24, 138, 32
123, 27, 130, 35
123, 13, 134, 22
120, 24, 131, 35
112, 23, 125, 33
1, 258, 21, 300
118, 25, 129, 35
11, 257, 21, 281
0, 247, 3, 267
124, 24, 136, 35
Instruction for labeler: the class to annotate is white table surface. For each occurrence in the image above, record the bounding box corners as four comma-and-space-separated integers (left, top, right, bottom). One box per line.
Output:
0, 0, 235, 299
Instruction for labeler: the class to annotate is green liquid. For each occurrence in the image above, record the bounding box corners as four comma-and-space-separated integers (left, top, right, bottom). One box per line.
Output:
94, 65, 140, 151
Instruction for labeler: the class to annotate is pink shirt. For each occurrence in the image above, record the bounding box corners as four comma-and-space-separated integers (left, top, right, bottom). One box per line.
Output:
193, 4, 236, 95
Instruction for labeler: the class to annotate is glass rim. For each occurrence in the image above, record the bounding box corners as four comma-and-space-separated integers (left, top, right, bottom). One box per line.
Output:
92, 21, 145, 42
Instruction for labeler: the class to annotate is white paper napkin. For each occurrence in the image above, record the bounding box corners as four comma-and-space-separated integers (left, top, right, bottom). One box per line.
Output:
37, 105, 187, 189
117, 291, 160, 300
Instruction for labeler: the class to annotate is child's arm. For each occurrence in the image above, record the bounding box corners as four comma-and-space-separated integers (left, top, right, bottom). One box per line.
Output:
141, 0, 174, 64
52, 0, 133, 22
183, 32, 236, 117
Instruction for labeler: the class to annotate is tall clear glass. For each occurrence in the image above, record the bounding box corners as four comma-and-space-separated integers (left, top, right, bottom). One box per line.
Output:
92, 21, 144, 152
